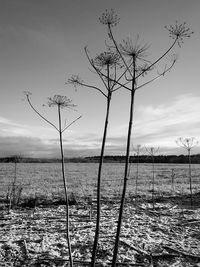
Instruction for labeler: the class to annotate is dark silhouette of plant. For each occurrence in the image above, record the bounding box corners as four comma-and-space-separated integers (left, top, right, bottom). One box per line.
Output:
99, 9, 193, 266
24, 92, 81, 267
176, 137, 198, 205
145, 147, 159, 209
8, 155, 22, 213
134, 145, 142, 203
68, 49, 122, 266
171, 168, 176, 193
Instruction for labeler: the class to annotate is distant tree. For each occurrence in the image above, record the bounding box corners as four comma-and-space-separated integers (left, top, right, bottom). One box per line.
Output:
99, 9, 193, 266
176, 137, 198, 205
24, 92, 81, 267
68, 48, 122, 265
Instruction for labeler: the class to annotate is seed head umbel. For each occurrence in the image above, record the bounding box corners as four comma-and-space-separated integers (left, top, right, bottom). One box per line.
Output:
119, 36, 150, 62
176, 137, 198, 150
47, 95, 76, 109
93, 51, 120, 68
24, 90, 32, 97
165, 21, 194, 47
136, 63, 153, 76
68, 75, 83, 87
99, 9, 120, 27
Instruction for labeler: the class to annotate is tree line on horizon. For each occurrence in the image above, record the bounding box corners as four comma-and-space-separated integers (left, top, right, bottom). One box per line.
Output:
1, 153, 200, 164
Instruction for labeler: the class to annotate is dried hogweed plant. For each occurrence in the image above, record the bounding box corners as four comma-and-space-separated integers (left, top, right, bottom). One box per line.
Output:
165, 21, 194, 47
99, 8, 120, 27
99, 9, 193, 266
119, 36, 150, 62
176, 137, 198, 206
145, 146, 160, 210
134, 144, 143, 204
24, 91, 81, 267
68, 48, 123, 266
7, 155, 22, 213
47, 95, 75, 108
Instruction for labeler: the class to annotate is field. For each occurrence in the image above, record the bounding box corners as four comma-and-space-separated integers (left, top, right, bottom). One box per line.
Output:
1, 162, 200, 202
1, 163, 200, 266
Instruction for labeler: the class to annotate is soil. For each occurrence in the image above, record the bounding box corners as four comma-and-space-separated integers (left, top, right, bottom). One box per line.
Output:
0, 194, 200, 267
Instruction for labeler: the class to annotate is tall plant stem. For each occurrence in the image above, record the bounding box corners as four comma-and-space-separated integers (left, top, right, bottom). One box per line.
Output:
8, 160, 17, 212
152, 155, 155, 210
112, 66, 136, 266
58, 105, 73, 267
91, 92, 111, 266
188, 149, 193, 205
135, 153, 139, 205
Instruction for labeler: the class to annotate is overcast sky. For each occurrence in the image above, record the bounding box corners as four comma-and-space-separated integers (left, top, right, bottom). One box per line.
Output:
0, 0, 200, 157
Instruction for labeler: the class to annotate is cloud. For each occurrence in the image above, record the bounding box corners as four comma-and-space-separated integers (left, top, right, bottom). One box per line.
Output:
135, 94, 200, 130
133, 93, 200, 145
0, 116, 32, 137
0, 94, 199, 157
0, 136, 49, 157
93, 94, 200, 154
0, 135, 91, 158
0, 115, 102, 157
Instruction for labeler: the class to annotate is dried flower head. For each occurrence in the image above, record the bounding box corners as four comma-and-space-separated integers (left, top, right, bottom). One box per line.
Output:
136, 63, 154, 76
67, 75, 83, 87
24, 91, 32, 97
99, 9, 120, 27
119, 36, 150, 62
93, 51, 120, 68
167, 53, 178, 63
176, 137, 198, 150
47, 95, 76, 109
145, 146, 159, 156
165, 21, 194, 47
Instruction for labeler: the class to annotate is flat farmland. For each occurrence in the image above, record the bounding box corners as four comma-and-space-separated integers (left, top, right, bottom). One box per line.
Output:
1, 162, 200, 266
0, 162, 200, 202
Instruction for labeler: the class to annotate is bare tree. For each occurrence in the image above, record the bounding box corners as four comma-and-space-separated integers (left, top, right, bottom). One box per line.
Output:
68, 49, 122, 266
176, 137, 198, 205
145, 146, 159, 210
24, 92, 81, 267
99, 9, 193, 266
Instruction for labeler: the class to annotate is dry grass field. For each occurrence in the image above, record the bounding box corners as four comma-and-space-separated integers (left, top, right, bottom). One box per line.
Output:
1, 162, 200, 266
0, 162, 200, 203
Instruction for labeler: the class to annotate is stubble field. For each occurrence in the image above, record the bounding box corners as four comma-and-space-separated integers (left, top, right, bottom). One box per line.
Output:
0, 162, 200, 202
0, 162, 200, 266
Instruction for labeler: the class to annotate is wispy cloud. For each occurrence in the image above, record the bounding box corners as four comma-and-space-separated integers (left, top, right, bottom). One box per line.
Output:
133, 94, 200, 145
0, 116, 32, 137
96, 94, 200, 154
0, 94, 199, 157
0, 116, 101, 157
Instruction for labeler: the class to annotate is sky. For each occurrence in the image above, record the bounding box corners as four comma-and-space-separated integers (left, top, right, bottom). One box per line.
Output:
0, 0, 200, 158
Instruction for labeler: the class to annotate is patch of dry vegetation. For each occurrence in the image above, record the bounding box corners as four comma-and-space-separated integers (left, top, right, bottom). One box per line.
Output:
1, 197, 200, 266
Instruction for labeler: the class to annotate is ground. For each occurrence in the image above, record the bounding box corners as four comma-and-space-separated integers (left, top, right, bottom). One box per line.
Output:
1, 194, 200, 267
